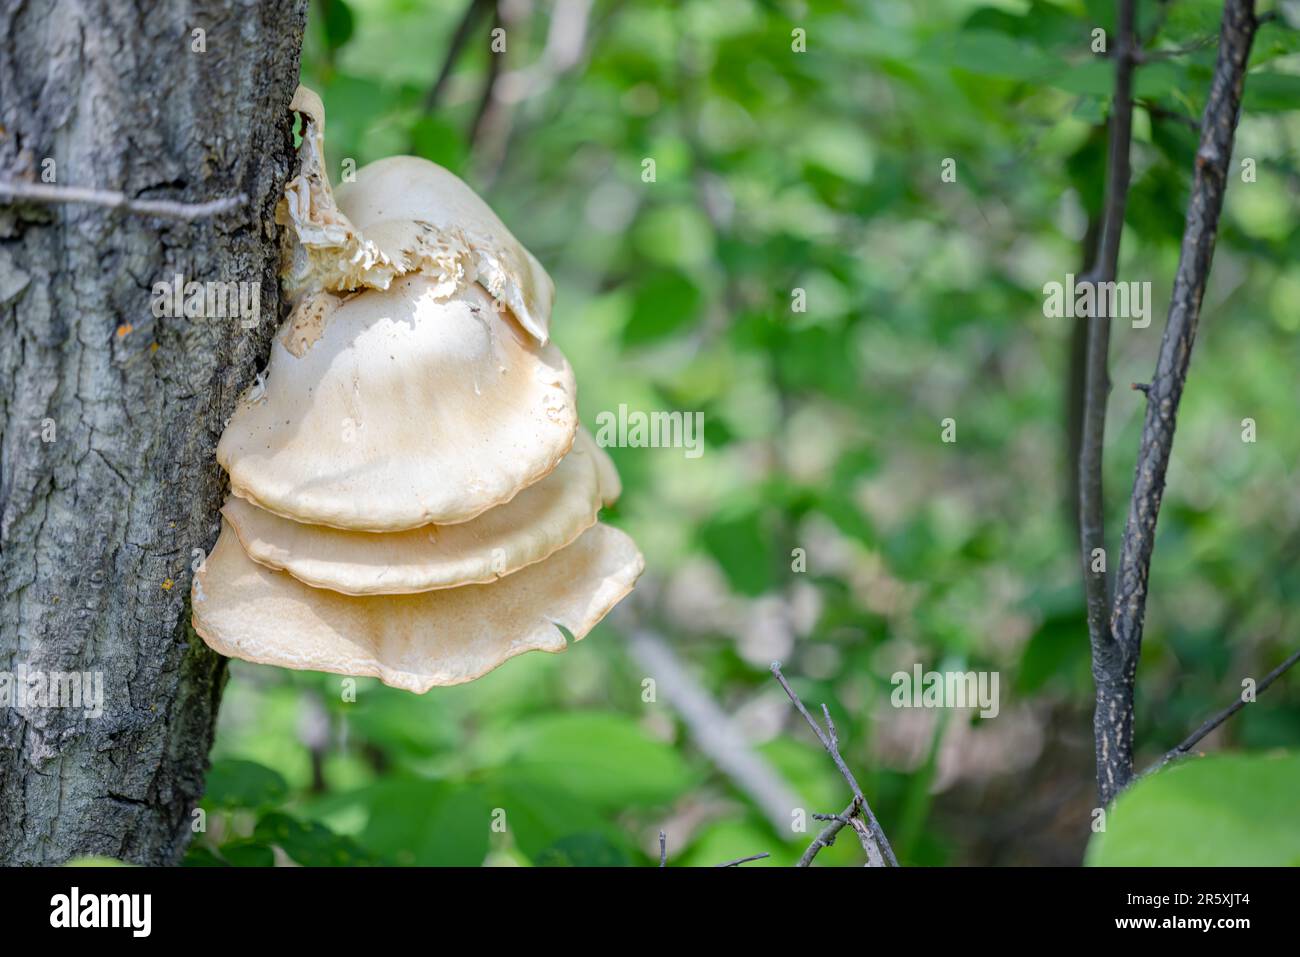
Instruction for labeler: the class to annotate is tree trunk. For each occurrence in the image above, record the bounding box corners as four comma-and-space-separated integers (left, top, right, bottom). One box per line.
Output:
0, 0, 306, 865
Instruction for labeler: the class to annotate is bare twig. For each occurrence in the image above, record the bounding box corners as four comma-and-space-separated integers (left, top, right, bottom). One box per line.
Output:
1142, 648, 1300, 777
798, 798, 858, 868
1107, 0, 1261, 798
625, 626, 802, 832
0, 180, 246, 221
1079, 0, 1138, 807
846, 816, 886, 868
659, 830, 667, 868
771, 662, 898, 866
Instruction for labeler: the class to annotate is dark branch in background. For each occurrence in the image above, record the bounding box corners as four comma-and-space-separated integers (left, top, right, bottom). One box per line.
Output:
771, 663, 898, 866
1106, 0, 1261, 797
1143, 648, 1300, 778
0, 180, 246, 221
1078, 0, 1138, 807
1064, 199, 1102, 539
714, 852, 771, 867
485, 0, 616, 188
469, 1, 504, 150
418, 0, 491, 122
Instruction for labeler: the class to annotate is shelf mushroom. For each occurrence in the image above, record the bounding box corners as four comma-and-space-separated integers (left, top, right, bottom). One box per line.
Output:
192, 86, 642, 692
216, 276, 576, 531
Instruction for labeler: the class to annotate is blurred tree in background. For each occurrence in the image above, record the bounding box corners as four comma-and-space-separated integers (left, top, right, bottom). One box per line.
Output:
189, 0, 1300, 867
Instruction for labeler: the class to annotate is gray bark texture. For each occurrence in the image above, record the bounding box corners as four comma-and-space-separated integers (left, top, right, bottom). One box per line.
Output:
0, 0, 306, 864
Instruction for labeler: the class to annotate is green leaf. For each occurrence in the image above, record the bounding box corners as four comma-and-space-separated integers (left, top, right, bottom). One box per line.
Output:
203, 759, 289, 810
622, 270, 702, 346
633, 204, 715, 269
777, 322, 860, 401
497, 712, 694, 809
254, 812, 375, 867
359, 778, 490, 866
534, 832, 630, 867
701, 507, 777, 596
1017, 611, 1090, 694
487, 775, 611, 859
923, 31, 1061, 82
409, 115, 468, 173
321, 0, 355, 50
181, 846, 225, 868
343, 689, 460, 763
1086, 752, 1300, 865
218, 841, 276, 867
1244, 73, 1300, 113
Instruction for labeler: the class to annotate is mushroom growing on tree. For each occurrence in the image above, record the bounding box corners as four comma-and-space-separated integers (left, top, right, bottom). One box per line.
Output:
192, 86, 643, 692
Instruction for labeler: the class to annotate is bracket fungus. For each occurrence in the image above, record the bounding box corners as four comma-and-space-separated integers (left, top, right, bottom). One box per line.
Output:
192, 86, 643, 692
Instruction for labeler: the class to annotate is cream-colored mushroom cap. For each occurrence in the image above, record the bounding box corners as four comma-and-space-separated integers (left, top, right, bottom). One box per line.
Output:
192, 522, 644, 692
222, 430, 620, 595
336, 156, 555, 343
216, 274, 577, 532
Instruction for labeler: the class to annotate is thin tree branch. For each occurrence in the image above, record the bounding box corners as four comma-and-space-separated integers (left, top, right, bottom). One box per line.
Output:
1142, 648, 1300, 777
846, 816, 886, 868
1107, 0, 1261, 797
771, 662, 898, 866
1079, 0, 1139, 807
659, 830, 667, 868
0, 180, 246, 221
419, 0, 491, 120
469, 2, 504, 151
798, 798, 858, 867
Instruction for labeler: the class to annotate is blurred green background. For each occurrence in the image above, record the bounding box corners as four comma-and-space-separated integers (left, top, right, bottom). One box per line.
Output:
190, 0, 1300, 867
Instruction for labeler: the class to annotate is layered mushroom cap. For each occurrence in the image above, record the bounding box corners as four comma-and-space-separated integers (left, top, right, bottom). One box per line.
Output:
192, 522, 644, 693
195, 84, 641, 692
216, 275, 577, 532
337, 156, 555, 343
222, 429, 618, 595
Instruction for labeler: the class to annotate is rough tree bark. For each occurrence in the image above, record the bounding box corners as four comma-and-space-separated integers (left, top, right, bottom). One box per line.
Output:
1104, 0, 1259, 792
0, 0, 306, 864
1079, 0, 1137, 806
1080, 0, 1261, 805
